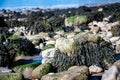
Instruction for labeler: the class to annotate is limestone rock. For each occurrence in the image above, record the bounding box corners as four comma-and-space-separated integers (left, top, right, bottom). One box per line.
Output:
31, 63, 52, 79
41, 66, 89, 80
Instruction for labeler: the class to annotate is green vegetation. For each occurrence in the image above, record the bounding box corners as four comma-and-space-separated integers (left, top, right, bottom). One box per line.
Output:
0, 73, 23, 80
8, 35, 21, 40
66, 15, 88, 25
67, 16, 77, 24
13, 62, 40, 72
53, 78, 58, 80
54, 27, 63, 32
42, 44, 55, 51
40, 63, 52, 75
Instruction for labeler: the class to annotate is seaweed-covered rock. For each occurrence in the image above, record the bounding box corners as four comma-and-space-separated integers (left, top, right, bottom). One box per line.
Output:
31, 63, 52, 79
0, 42, 9, 67
111, 23, 120, 36
8, 38, 35, 56
52, 33, 117, 72
13, 62, 40, 79
41, 66, 89, 80
27, 21, 53, 34
0, 73, 24, 80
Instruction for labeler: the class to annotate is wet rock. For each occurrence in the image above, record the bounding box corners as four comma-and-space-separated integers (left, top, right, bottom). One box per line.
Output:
31, 63, 52, 79
102, 66, 120, 80
41, 66, 89, 80
0, 73, 24, 80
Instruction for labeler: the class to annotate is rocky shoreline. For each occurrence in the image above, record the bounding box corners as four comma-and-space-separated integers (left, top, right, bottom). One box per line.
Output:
0, 2, 120, 80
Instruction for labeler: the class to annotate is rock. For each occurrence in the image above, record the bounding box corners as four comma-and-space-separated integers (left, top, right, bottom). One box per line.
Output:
31, 63, 52, 79
66, 32, 76, 39
0, 67, 12, 73
13, 62, 40, 78
68, 66, 82, 71
45, 40, 56, 45
52, 33, 116, 72
42, 48, 55, 64
55, 38, 77, 56
106, 31, 112, 38
0, 73, 24, 80
113, 60, 120, 69
42, 48, 55, 58
98, 8, 103, 12
22, 68, 33, 79
65, 15, 87, 27
55, 30, 64, 36
110, 37, 120, 43
115, 46, 120, 53
102, 66, 120, 80
41, 66, 89, 80
89, 65, 103, 74
90, 27, 101, 34
111, 23, 120, 36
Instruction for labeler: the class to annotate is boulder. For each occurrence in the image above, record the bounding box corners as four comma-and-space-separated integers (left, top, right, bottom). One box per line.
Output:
41, 66, 89, 80
13, 62, 40, 79
31, 63, 52, 79
55, 38, 77, 56
0, 73, 24, 80
102, 66, 120, 80
65, 15, 87, 28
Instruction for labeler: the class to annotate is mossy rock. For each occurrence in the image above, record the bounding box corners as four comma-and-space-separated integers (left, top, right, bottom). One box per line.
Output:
8, 34, 21, 40
65, 15, 88, 27
13, 62, 40, 73
42, 44, 55, 51
0, 73, 23, 80
31, 63, 52, 79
